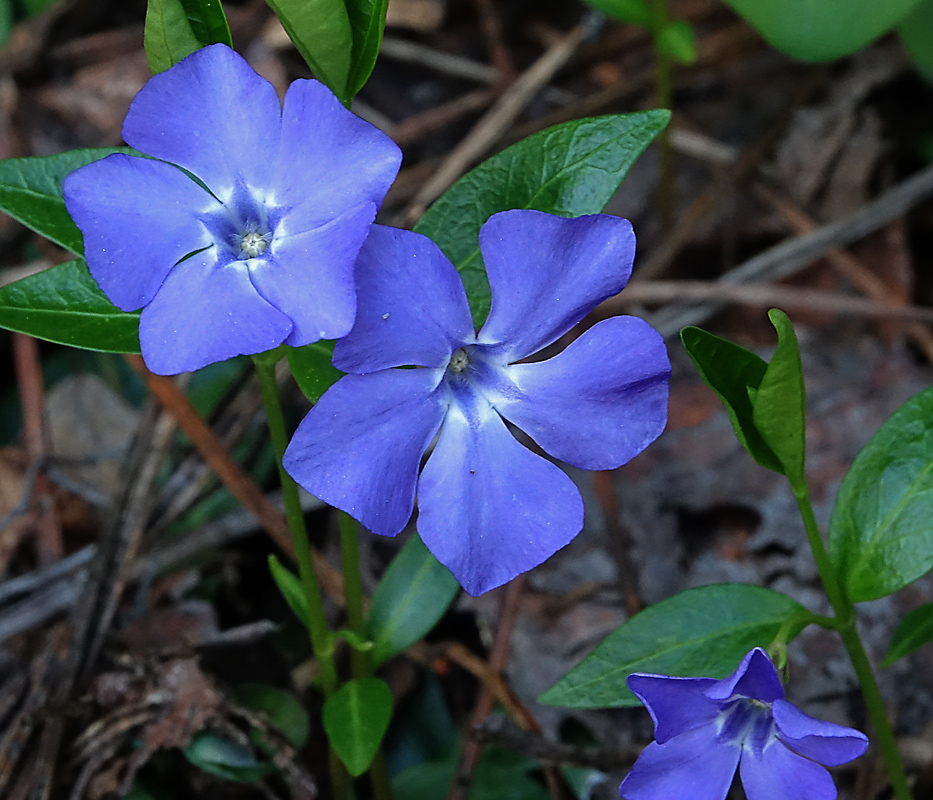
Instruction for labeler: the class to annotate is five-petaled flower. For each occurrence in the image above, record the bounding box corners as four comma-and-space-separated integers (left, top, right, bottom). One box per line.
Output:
64, 43, 401, 375
620, 648, 869, 800
283, 209, 671, 595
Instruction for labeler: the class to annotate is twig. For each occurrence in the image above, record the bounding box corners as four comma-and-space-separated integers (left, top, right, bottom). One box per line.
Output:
379, 37, 499, 84
391, 89, 495, 147
472, 0, 514, 81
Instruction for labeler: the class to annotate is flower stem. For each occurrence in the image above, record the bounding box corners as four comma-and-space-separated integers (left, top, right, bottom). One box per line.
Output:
252, 354, 351, 799
792, 481, 913, 800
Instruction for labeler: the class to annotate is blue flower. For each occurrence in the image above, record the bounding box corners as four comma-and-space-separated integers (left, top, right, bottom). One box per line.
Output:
620, 648, 869, 800
63, 44, 401, 375
283, 210, 670, 595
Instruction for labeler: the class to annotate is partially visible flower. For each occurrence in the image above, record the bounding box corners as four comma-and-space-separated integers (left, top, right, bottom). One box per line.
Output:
620, 648, 869, 800
283, 209, 670, 595
64, 44, 401, 375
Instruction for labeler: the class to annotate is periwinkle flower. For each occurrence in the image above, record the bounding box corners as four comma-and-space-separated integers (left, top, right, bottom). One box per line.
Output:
620, 648, 869, 800
63, 43, 401, 375
283, 209, 670, 595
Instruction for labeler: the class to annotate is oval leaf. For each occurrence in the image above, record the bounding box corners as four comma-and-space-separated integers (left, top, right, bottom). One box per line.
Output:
368, 534, 460, 666
184, 733, 269, 782
145, 0, 202, 73
829, 385, 933, 602
178, 0, 232, 48
900, 0, 933, 82
0, 148, 127, 254
414, 109, 670, 326
268, 554, 310, 628
657, 20, 697, 64
539, 583, 803, 708
882, 603, 933, 666
235, 683, 310, 749
0, 259, 141, 353
346, 0, 390, 97
323, 677, 393, 776
287, 341, 344, 403
580, 0, 650, 27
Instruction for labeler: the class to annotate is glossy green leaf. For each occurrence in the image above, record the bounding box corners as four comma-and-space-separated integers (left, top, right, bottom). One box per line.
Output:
752, 310, 807, 484
145, 0, 202, 73
0, 148, 128, 254
268, 554, 310, 629
829, 385, 933, 602
0, 0, 12, 48
184, 733, 269, 782
0, 260, 141, 353
581, 0, 650, 26
657, 20, 697, 64
265, 0, 353, 102
235, 683, 310, 748
900, 0, 933, 82
346, 0, 390, 97
287, 341, 344, 403
415, 109, 670, 326
680, 326, 781, 473
368, 535, 460, 666
323, 677, 393, 776
882, 603, 933, 666
721, 0, 923, 61
539, 584, 803, 708
178, 0, 232, 47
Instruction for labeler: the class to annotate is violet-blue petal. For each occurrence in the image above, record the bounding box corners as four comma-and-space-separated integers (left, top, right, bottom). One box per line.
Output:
63, 154, 218, 312
334, 226, 475, 373
493, 317, 670, 470
772, 699, 868, 766
138, 251, 293, 375
739, 742, 837, 800
283, 369, 448, 537
122, 44, 281, 196
706, 648, 785, 703
417, 398, 583, 596
272, 78, 401, 220
627, 675, 721, 745
477, 210, 635, 361
253, 203, 376, 345
618, 723, 739, 800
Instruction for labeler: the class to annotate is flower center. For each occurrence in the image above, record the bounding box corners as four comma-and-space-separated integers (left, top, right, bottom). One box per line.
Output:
239, 231, 269, 258
449, 348, 470, 373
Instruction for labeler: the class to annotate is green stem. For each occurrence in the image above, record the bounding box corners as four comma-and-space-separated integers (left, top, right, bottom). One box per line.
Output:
792, 481, 913, 800
649, 0, 674, 229
252, 354, 351, 800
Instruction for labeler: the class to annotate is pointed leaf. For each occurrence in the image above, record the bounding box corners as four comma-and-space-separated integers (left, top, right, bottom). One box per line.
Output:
414, 109, 670, 326
178, 0, 232, 47
882, 603, 933, 666
323, 677, 393, 776
268, 554, 310, 629
368, 534, 460, 665
346, 0, 390, 97
184, 733, 269, 782
235, 684, 310, 749
287, 341, 344, 403
539, 583, 803, 708
145, 0, 202, 73
829, 385, 933, 601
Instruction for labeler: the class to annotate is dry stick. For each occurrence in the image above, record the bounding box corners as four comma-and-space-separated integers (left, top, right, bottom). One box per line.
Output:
12, 334, 62, 566
124, 355, 344, 602
647, 161, 933, 338
599, 280, 933, 323
472, 0, 514, 81
379, 37, 500, 84
400, 20, 591, 227
391, 88, 496, 147
752, 183, 933, 363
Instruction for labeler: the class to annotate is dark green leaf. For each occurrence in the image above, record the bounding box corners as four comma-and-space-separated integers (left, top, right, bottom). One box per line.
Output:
235, 683, 310, 748
322, 677, 393, 776
346, 0, 390, 97
752, 310, 807, 484
268, 554, 310, 628
264, 0, 353, 102
415, 110, 670, 326
178, 0, 232, 47
145, 0, 202, 73
183, 733, 269, 782
368, 535, 460, 666
580, 0, 650, 26
287, 341, 344, 403
829, 385, 933, 602
680, 326, 781, 473
539, 584, 803, 708
900, 0, 933, 81
721, 0, 922, 61
0, 260, 141, 353
0, 0, 12, 48
0, 148, 128, 254
882, 603, 933, 666
657, 20, 697, 64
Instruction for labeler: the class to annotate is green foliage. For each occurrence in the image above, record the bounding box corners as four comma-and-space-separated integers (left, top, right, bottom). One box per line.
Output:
581, 0, 650, 27
657, 20, 697, 64
829, 385, 933, 602
0, 148, 128, 254
415, 109, 670, 326
0, 260, 141, 353
235, 683, 310, 748
287, 341, 344, 403
720, 0, 923, 61
178, 0, 232, 48
322, 677, 393, 776
264, 0, 354, 103
144, 0, 202, 73
882, 603, 933, 666
268, 554, 310, 628
184, 733, 269, 782
0, 0, 12, 48
539, 583, 804, 708
346, 0, 390, 97
899, 0, 933, 81
682, 310, 806, 483
368, 535, 460, 665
